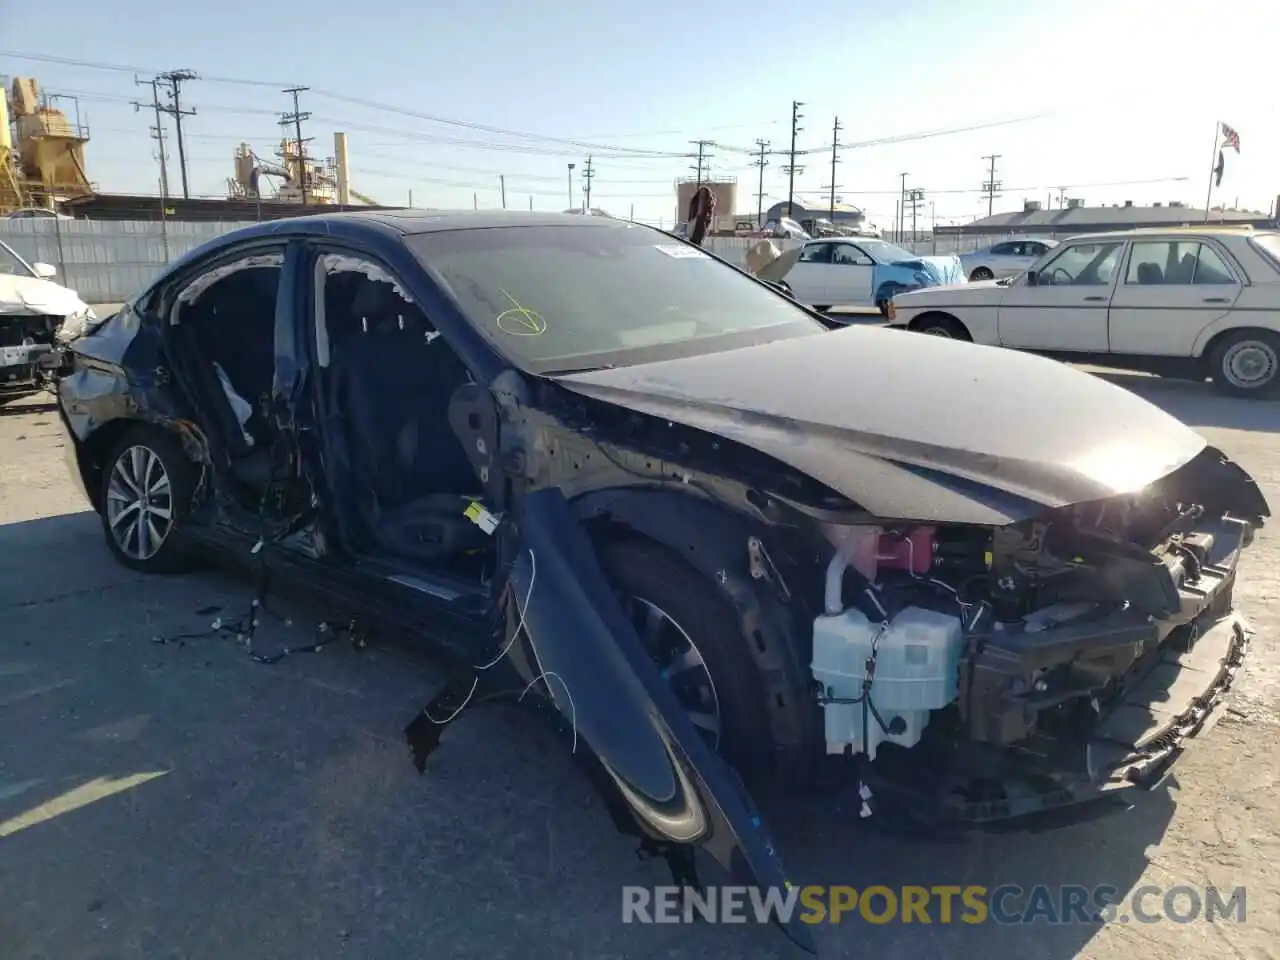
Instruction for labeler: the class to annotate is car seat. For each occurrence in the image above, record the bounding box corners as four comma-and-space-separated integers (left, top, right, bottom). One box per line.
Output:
327, 279, 486, 563
1136, 262, 1164, 285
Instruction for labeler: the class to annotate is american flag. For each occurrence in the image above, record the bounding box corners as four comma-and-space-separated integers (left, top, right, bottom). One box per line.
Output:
1220, 122, 1241, 153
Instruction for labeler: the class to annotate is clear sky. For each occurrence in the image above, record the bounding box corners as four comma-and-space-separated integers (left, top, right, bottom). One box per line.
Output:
4, 0, 1277, 227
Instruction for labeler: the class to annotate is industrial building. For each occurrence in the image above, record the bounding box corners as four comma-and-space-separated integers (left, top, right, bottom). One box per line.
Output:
763, 199, 869, 231
936, 198, 1276, 239
675, 177, 738, 223
2, 75, 401, 221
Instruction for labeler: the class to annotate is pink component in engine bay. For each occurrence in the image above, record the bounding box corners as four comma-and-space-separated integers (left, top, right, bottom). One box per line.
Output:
876, 526, 936, 575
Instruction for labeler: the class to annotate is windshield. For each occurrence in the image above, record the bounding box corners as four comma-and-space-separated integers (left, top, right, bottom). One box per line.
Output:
0, 241, 36, 278
858, 239, 917, 263
408, 224, 825, 373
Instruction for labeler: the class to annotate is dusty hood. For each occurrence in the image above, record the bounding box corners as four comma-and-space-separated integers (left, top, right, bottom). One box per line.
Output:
0, 272, 87, 316
556, 327, 1208, 525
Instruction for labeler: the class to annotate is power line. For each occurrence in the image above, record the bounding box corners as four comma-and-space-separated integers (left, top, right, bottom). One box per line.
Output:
156, 70, 198, 199
784, 101, 804, 218
751, 139, 770, 225
982, 153, 1003, 217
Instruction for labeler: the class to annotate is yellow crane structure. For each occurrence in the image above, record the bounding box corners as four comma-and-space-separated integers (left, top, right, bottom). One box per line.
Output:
1, 77, 93, 214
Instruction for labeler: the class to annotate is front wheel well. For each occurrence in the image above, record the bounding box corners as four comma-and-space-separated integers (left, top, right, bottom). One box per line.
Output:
78, 419, 189, 513
574, 489, 821, 785
908, 311, 973, 340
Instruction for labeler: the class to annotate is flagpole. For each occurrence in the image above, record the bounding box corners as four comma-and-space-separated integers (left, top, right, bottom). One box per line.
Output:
1203, 121, 1220, 223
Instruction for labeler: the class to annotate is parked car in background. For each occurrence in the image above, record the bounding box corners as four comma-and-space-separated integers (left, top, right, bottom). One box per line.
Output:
4, 207, 74, 220
0, 240, 97, 403
758, 216, 810, 240
958, 238, 1058, 280
888, 226, 1280, 397
50, 211, 1269, 955
783, 236, 965, 313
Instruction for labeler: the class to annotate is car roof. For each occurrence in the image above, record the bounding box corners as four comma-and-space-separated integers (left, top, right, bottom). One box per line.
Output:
253, 209, 631, 236
1062, 226, 1273, 242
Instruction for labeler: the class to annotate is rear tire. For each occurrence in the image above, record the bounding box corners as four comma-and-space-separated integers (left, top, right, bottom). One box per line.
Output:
1209, 329, 1280, 399
597, 538, 776, 785
99, 425, 201, 574
911, 313, 972, 341
970, 267, 994, 281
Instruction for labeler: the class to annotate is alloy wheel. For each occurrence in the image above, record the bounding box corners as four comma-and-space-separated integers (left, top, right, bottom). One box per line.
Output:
623, 594, 723, 751
922, 326, 954, 338
1220, 340, 1278, 390
106, 444, 174, 560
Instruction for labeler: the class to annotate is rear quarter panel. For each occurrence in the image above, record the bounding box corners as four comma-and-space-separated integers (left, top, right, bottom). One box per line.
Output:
1190, 283, 1280, 356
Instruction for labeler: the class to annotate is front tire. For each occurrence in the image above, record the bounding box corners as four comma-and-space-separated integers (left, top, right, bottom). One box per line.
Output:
1209, 330, 1280, 398
911, 313, 972, 340
598, 538, 776, 784
969, 267, 994, 281
100, 426, 200, 573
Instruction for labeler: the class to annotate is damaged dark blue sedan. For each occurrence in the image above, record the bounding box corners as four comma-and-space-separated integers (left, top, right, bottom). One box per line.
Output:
51, 211, 1269, 954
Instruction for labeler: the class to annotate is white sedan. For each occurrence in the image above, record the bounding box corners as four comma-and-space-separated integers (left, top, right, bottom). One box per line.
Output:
888, 227, 1280, 397
782, 237, 965, 313
958, 238, 1058, 281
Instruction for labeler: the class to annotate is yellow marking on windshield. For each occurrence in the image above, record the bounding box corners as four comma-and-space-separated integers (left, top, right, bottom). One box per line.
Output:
495, 287, 548, 336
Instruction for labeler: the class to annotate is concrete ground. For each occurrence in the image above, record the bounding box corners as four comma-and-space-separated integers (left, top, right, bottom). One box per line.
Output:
0, 373, 1277, 960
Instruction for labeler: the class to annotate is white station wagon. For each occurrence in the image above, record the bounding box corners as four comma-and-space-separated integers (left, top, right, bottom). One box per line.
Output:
888, 227, 1280, 398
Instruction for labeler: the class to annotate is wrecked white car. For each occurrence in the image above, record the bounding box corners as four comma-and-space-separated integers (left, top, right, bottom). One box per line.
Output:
0, 239, 98, 403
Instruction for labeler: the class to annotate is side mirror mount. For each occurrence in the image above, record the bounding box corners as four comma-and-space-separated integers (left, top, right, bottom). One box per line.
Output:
1025, 270, 1038, 286
32, 262, 57, 279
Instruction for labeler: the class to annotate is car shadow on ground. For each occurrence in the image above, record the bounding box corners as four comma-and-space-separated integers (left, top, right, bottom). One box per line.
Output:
0, 398, 58, 419
0, 509, 1183, 960
1091, 371, 1280, 433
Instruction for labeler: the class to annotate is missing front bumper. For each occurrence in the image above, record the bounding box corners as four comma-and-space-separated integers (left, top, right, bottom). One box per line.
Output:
1091, 610, 1251, 791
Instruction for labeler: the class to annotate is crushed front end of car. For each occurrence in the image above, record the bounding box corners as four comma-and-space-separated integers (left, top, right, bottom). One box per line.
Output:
808, 445, 1267, 831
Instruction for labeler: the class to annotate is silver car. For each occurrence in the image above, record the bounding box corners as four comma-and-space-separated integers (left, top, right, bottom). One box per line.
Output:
959, 238, 1058, 281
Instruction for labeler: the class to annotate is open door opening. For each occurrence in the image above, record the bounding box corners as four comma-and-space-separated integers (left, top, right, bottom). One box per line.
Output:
309, 253, 494, 584
406, 486, 815, 955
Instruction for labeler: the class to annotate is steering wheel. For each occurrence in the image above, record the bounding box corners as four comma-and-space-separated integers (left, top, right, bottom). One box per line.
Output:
1047, 267, 1072, 286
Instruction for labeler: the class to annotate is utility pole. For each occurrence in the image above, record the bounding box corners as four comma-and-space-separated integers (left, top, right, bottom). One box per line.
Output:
690, 139, 713, 184
582, 156, 594, 213
906, 187, 925, 244
751, 139, 770, 225
785, 101, 804, 218
500, 175, 506, 209
282, 86, 312, 204
567, 163, 575, 210
827, 116, 842, 221
153, 70, 197, 199
132, 77, 170, 202
898, 173, 909, 243
981, 153, 1002, 218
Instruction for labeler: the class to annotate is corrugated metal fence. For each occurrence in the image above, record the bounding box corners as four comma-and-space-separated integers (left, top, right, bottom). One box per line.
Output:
0, 219, 258, 303
0, 218, 990, 304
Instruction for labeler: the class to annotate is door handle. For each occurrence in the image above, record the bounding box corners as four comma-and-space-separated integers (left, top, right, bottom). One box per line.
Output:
1082, 296, 1107, 302
1202, 297, 1230, 303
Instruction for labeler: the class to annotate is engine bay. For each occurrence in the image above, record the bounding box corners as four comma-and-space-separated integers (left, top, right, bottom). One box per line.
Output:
808, 482, 1255, 795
